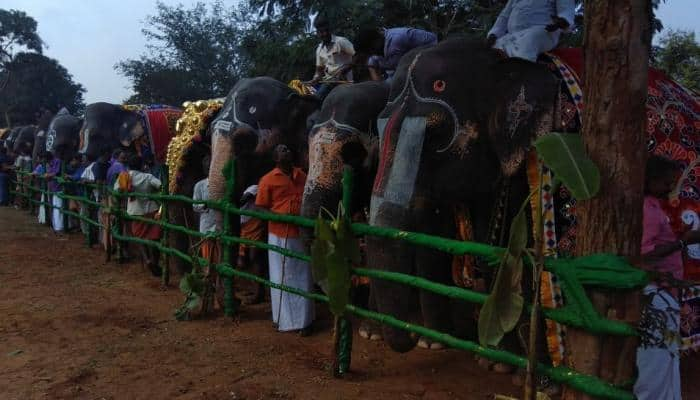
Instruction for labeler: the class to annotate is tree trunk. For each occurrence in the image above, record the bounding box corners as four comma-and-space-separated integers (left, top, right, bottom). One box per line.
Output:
563, 1, 650, 399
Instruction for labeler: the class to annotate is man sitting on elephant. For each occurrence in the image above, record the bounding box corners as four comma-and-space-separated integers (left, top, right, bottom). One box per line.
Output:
486, 0, 575, 62
310, 15, 356, 101
357, 26, 437, 82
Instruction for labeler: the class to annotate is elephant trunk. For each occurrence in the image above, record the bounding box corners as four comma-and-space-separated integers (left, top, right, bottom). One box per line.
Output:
208, 132, 233, 231
366, 200, 418, 353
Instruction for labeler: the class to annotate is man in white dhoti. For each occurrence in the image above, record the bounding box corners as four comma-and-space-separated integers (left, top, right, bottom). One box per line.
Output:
487, 0, 575, 62
256, 145, 314, 336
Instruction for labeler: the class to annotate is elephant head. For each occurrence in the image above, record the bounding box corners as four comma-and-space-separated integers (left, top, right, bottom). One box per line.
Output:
207, 77, 320, 228
300, 81, 390, 221
367, 39, 559, 352
45, 109, 82, 162
80, 102, 144, 160
13, 125, 37, 156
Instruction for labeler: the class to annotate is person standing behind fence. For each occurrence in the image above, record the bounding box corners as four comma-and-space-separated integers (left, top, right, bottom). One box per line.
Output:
635, 155, 700, 400
115, 154, 163, 277
0, 146, 12, 206
106, 150, 128, 186
31, 153, 48, 224
13, 147, 32, 209
238, 184, 267, 305
256, 144, 314, 336
43, 151, 65, 234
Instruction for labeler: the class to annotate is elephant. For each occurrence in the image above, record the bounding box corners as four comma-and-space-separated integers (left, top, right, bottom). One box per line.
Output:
299, 81, 390, 338
365, 38, 560, 353
300, 81, 390, 220
79, 102, 148, 161
45, 108, 82, 162
32, 108, 55, 162
208, 77, 320, 217
11, 125, 37, 157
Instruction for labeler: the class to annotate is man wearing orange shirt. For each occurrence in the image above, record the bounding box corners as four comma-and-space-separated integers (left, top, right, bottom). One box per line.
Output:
256, 145, 314, 336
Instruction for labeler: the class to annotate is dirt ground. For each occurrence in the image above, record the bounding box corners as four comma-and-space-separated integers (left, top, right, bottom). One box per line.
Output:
0, 207, 698, 400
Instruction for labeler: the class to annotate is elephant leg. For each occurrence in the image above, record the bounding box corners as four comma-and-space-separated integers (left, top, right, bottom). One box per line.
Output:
358, 286, 383, 341
415, 245, 454, 350
168, 204, 193, 276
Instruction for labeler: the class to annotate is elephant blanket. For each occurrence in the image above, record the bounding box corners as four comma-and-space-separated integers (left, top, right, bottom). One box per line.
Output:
534, 48, 700, 360
122, 104, 182, 164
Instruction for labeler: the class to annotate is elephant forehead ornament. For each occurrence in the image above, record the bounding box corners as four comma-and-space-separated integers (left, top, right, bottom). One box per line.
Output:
166, 99, 224, 194
305, 115, 369, 197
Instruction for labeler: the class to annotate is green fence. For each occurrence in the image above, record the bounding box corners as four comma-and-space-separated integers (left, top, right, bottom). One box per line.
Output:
10, 164, 647, 400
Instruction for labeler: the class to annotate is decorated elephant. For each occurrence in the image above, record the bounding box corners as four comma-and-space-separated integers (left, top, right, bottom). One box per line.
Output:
45, 108, 83, 162
32, 108, 55, 162
299, 81, 390, 338
12, 125, 38, 157
366, 38, 559, 353
300, 81, 390, 220
207, 77, 320, 221
165, 99, 224, 275
79, 102, 181, 162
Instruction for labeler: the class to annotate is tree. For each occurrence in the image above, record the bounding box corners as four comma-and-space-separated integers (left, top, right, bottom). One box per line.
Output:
116, 1, 243, 105
563, 1, 651, 398
0, 52, 85, 127
653, 29, 700, 92
0, 9, 43, 93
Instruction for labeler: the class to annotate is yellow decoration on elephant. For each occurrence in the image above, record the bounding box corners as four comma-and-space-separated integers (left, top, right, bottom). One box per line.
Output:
165, 99, 224, 194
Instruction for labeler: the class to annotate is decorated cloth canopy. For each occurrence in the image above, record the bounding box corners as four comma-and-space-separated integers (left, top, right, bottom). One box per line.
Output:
541, 48, 700, 357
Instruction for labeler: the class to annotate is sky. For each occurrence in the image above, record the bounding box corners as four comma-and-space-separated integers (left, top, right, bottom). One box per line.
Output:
3, 0, 700, 105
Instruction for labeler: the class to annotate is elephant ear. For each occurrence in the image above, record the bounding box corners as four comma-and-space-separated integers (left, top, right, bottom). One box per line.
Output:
488, 59, 559, 177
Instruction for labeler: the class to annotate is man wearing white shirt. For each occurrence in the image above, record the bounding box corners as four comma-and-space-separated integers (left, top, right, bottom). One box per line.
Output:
487, 0, 575, 62
310, 16, 355, 101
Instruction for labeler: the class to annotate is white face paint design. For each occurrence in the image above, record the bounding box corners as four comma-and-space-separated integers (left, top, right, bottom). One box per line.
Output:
249, 106, 257, 114
45, 129, 55, 152
681, 209, 700, 260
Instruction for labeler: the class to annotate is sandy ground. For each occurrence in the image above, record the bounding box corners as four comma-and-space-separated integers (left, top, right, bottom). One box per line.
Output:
0, 207, 697, 400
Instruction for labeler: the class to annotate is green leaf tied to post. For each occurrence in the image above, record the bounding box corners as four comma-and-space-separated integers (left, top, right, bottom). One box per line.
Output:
534, 132, 600, 200
310, 203, 360, 317
478, 209, 527, 347
174, 271, 205, 321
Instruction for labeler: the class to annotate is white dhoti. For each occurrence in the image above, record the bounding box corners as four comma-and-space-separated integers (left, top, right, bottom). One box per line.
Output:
51, 194, 64, 232
493, 26, 560, 62
634, 284, 681, 400
268, 233, 315, 331
38, 194, 47, 224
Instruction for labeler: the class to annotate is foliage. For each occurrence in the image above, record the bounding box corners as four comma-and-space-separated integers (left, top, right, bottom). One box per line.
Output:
174, 271, 206, 321
534, 132, 600, 200
0, 8, 44, 97
0, 8, 43, 63
116, 1, 244, 105
0, 52, 85, 127
478, 208, 526, 347
478, 132, 600, 348
652, 29, 700, 92
311, 203, 360, 317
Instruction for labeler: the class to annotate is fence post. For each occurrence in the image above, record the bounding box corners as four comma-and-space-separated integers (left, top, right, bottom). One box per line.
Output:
104, 184, 112, 263
60, 161, 67, 232
160, 165, 170, 287
332, 165, 354, 376
43, 162, 51, 227
221, 159, 237, 317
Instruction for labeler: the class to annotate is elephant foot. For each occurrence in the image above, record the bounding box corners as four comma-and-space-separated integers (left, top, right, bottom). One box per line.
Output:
475, 356, 514, 374
417, 337, 444, 350
358, 321, 383, 341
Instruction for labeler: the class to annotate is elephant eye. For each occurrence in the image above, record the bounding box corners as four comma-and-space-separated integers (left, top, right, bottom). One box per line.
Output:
433, 80, 446, 93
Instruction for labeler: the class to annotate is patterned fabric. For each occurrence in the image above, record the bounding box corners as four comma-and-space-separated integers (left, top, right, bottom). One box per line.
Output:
542, 48, 700, 354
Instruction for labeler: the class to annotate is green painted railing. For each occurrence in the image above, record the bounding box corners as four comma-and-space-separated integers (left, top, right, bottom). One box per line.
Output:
9, 165, 646, 400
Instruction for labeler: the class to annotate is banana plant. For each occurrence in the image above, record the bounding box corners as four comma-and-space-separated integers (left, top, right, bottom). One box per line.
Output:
477, 132, 600, 399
